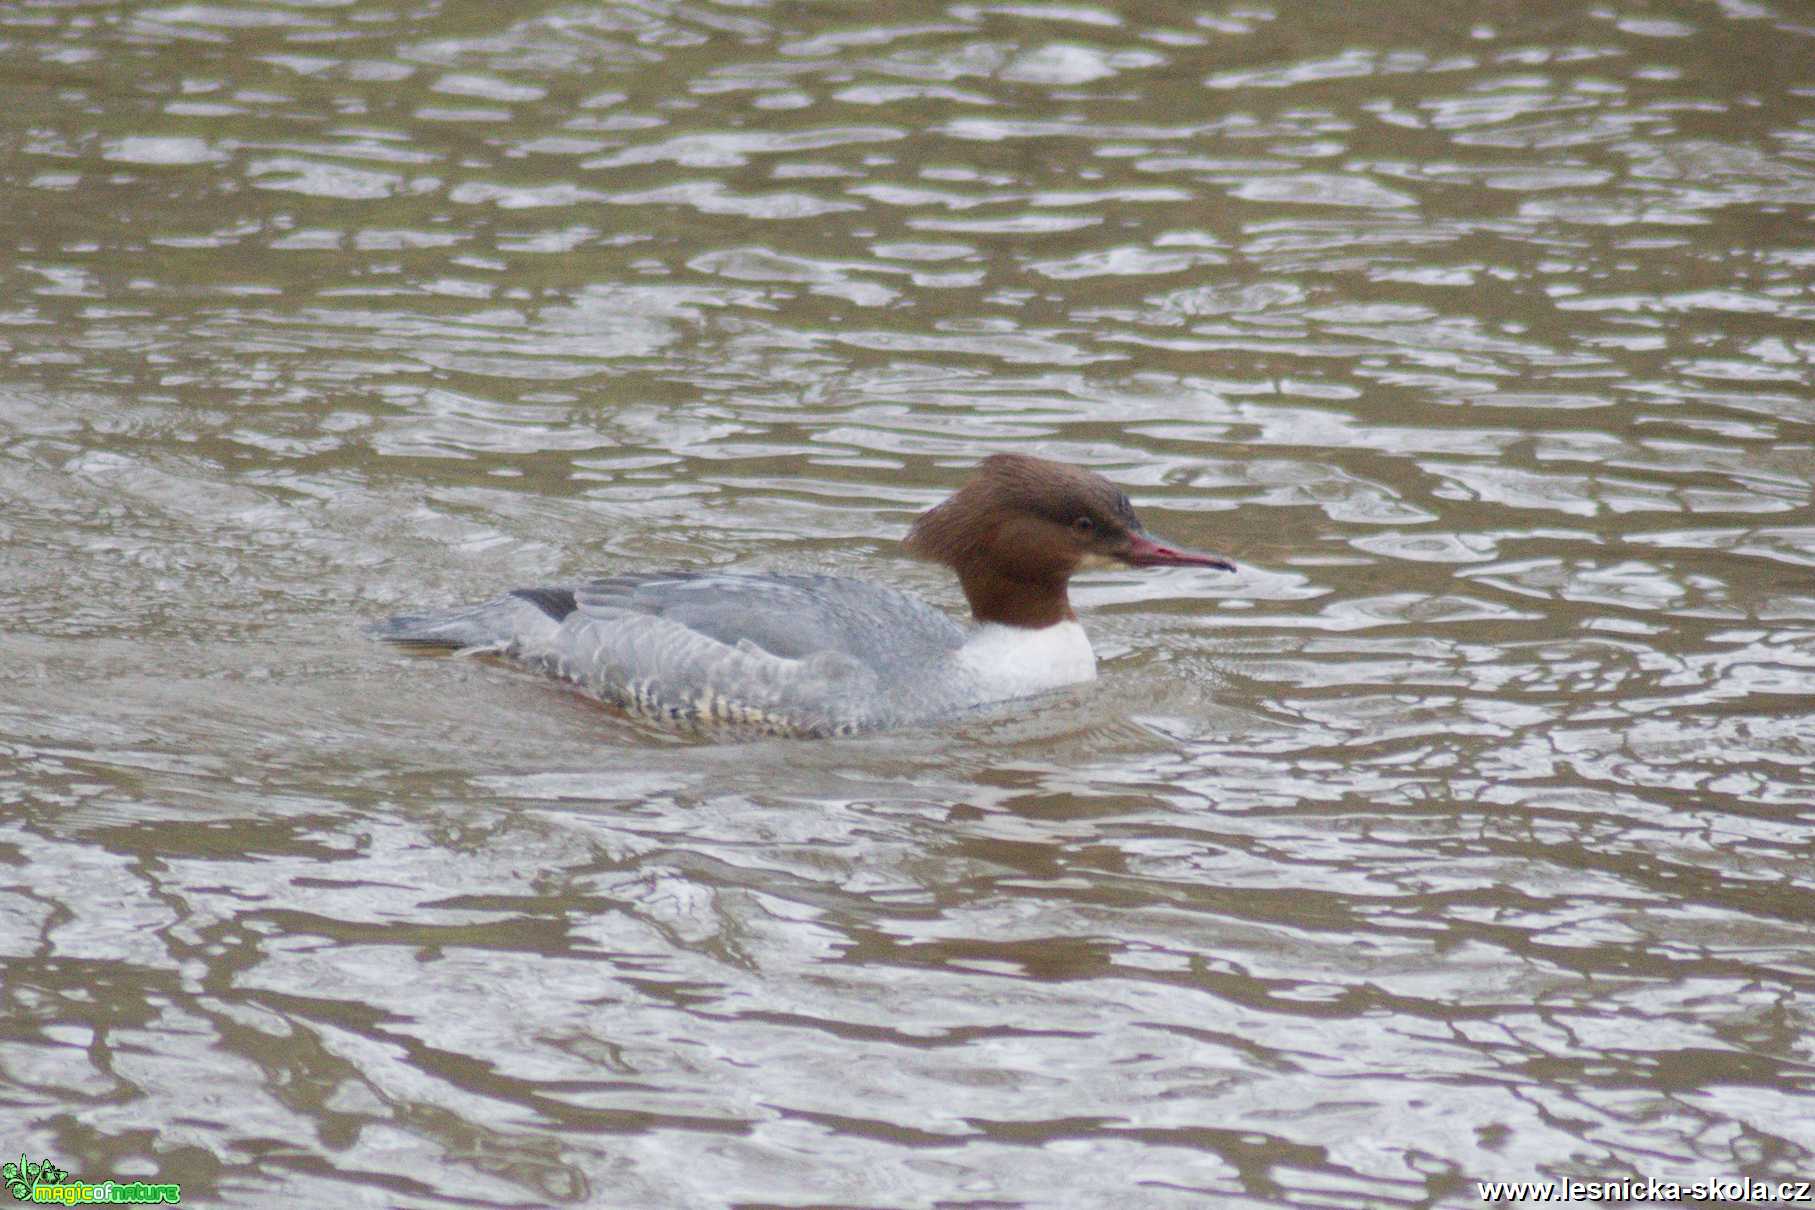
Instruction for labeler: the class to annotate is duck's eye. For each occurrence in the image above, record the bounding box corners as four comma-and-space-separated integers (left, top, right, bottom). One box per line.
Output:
1073, 515, 1095, 533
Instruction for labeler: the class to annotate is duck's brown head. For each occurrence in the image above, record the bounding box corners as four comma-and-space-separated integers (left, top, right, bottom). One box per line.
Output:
904, 453, 1234, 628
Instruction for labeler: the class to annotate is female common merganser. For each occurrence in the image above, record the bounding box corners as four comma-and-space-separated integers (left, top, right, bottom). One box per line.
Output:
370, 454, 1234, 737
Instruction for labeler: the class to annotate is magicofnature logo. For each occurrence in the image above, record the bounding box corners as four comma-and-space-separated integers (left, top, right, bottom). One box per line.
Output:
4, 1154, 181, 1205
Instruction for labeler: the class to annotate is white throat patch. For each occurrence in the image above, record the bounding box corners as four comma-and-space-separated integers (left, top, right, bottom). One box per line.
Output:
955, 621, 1097, 704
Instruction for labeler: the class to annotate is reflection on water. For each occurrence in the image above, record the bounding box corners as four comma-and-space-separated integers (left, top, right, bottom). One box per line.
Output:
2, 0, 1812, 1205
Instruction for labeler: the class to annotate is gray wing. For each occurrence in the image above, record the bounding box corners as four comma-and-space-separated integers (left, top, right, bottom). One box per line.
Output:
574, 573, 963, 667
544, 573, 965, 736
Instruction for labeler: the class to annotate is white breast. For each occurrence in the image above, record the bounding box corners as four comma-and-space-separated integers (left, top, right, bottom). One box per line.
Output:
954, 621, 1097, 704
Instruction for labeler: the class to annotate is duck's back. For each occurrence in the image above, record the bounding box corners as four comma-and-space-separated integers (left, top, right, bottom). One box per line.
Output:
371, 571, 967, 737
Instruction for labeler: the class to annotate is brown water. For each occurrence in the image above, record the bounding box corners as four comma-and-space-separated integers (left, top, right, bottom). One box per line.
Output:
2, 1, 1812, 1206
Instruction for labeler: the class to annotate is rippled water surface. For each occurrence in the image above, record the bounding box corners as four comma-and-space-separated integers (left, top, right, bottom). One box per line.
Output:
3, 1, 1813, 1205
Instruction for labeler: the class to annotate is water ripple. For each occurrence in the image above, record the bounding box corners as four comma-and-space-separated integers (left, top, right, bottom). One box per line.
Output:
2, 0, 1813, 1205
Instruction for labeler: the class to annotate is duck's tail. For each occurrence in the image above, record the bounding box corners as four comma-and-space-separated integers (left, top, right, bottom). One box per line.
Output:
365, 589, 574, 651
